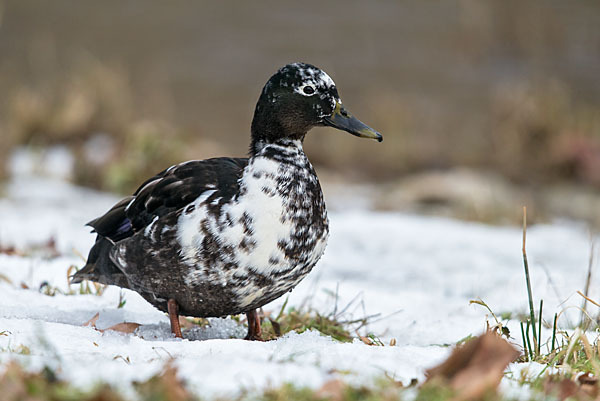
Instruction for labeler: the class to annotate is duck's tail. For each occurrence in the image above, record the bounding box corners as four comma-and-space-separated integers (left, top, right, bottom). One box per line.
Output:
71, 236, 129, 288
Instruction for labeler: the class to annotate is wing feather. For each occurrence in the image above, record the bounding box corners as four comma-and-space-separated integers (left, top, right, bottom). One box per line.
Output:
88, 157, 248, 242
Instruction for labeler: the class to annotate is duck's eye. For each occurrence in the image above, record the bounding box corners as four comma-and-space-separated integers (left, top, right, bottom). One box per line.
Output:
303, 85, 315, 95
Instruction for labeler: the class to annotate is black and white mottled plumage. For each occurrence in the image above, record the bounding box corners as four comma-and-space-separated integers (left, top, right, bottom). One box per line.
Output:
72, 62, 382, 338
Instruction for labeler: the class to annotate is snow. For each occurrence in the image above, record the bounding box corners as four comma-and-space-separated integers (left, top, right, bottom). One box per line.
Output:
1, 154, 599, 398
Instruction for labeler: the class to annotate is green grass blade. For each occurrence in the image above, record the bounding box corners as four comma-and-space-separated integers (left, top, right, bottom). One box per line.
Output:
520, 321, 529, 362
551, 313, 557, 353
538, 299, 543, 355
522, 207, 538, 349
525, 320, 534, 360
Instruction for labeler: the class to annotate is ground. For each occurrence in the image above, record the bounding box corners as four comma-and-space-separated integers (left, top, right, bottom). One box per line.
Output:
0, 151, 598, 399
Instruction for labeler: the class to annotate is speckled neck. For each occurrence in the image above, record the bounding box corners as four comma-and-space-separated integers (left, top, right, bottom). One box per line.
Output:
252, 138, 305, 159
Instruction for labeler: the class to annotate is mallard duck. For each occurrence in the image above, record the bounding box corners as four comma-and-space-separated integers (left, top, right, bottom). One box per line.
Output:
72, 62, 382, 340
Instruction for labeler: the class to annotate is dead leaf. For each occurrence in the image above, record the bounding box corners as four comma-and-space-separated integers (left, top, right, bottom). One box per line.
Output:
113, 355, 131, 364
178, 317, 196, 329
135, 361, 191, 401
425, 332, 519, 401
83, 312, 100, 328
101, 322, 140, 334
0, 273, 12, 285
544, 374, 599, 400
269, 318, 281, 336
578, 372, 598, 386
316, 379, 346, 401
358, 334, 373, 345
544, 377, 579, 401
83, 312, 140, 334
0, 245, 18, 255
578, 373, 599, 399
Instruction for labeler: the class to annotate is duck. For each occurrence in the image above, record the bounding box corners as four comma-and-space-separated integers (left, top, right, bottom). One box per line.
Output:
72, 62, 382, 340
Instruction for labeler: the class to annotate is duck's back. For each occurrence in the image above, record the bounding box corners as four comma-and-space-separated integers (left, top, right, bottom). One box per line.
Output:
71, 157, 248, 297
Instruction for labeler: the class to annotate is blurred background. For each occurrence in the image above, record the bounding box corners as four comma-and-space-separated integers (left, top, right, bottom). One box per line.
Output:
1, 0, 600, 225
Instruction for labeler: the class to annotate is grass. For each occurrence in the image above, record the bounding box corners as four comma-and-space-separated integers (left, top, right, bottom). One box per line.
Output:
0, 358, 572, 401
515, 208, 600, 371
260, 306, 354, 342
0, 344, 31, 355
0, 361, 411, 401
467, 207, 600, 400
250, 290, 386, 344
260, 296, 359, 342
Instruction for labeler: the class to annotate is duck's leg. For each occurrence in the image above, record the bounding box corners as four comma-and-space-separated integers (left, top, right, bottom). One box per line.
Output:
167, 299, 183, 338
245, 309, 263, 341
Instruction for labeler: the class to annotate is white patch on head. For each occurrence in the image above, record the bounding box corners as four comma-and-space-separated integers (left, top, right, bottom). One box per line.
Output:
291, 63, 335, 88
290, 63, 336, 98
297, 83, 316, 97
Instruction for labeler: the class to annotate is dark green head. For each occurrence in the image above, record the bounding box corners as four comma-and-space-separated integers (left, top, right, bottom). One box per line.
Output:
250, 62, 382, 153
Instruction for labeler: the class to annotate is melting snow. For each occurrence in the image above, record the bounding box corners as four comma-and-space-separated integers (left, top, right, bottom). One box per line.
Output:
0, 171, 598, 398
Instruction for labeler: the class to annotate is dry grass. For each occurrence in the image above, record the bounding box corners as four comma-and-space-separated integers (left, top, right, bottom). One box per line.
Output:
469, 210, 600, 399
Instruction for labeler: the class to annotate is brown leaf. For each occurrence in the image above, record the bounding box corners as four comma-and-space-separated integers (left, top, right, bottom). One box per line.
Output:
358, 335, 373, 345
425, 332, 519, 401
578, 373, 599, 399
0, 245, 18, 255
543, 377, 579, 401
136, 361, 191, 401
0, 273, 12, 285
316, 379, 347, 401
83, 312, 140, 335
580, 383, 598, 399
101, 322, 141, 334
269, 318, 282, 336
177, 317, 195, 329
578, 372, 598, 386
544, 374, 599, 400
83, 312, 100, 328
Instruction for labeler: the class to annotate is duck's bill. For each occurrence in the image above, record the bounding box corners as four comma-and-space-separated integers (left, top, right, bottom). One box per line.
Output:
323, 102, 383, 142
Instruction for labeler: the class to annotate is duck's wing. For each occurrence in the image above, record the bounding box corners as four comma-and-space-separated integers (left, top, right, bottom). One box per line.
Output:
88, 157, 249, 242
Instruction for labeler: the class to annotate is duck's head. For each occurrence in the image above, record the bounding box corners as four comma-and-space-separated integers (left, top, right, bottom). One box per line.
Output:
250, 62, 382, 153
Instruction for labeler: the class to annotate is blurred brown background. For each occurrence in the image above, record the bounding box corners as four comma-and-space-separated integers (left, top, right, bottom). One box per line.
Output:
1, 0, 600, 224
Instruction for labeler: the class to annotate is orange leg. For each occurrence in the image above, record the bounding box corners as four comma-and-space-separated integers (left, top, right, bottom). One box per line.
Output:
245, 309, 263, 341
167, 299, 183, 338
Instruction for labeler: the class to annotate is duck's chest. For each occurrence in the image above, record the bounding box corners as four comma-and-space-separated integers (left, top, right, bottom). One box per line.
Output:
172, 144, 329, 312
178, 145, 329, 287
223, 149, 329, 276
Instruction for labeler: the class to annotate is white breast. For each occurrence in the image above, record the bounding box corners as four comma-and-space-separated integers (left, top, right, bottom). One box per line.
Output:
220, 156, 295, 273
176, 145, 328, 293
